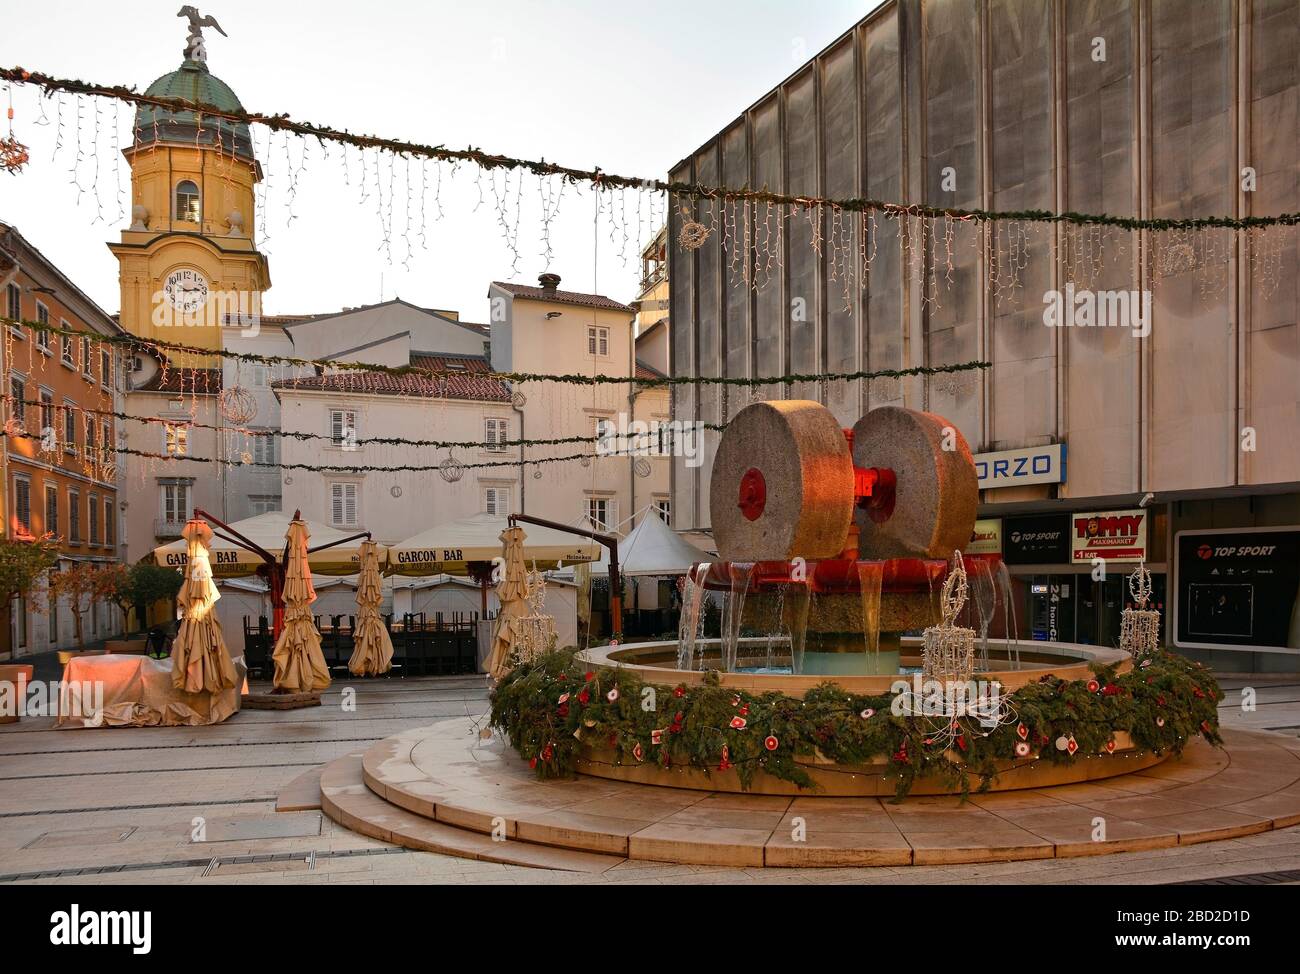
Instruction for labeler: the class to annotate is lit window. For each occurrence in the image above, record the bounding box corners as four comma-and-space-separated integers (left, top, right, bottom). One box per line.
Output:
164, 423, 188, 456
81, 336, 93, 376
175, 180, 201, 223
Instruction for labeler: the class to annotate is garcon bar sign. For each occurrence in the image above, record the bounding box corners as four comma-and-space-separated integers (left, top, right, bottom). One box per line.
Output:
1071, 508, 1147, 563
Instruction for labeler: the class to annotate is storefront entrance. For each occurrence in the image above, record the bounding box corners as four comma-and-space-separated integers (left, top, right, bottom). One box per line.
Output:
1023, 572, 1165, 648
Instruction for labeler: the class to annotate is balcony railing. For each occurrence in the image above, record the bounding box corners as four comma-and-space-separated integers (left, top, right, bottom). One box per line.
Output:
154, 518, 187, 539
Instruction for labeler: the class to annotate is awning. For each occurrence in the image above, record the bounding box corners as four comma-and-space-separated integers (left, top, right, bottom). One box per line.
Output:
592, 512, 711, 577
152, 511, 369, 578
387, 512, 600, 576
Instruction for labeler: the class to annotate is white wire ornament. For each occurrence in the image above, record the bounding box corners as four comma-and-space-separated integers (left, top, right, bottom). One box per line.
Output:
218, 386, 258, 424
1120, 561, 1161, 660
633, 457, 652, 478
922, 550, 975, 684
438, 455, 466, 483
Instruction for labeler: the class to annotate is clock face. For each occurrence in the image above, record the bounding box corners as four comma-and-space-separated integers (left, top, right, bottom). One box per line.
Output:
163, 268, 210, 314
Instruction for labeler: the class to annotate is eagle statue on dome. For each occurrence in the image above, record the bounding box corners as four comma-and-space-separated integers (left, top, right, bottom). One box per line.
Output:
178, 6, 228, 63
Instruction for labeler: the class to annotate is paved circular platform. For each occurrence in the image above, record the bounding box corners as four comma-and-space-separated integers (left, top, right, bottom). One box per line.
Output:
318, 718, 1300, 868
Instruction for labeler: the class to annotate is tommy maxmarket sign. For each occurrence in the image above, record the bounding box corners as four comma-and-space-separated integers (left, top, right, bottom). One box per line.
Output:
1071, 508, 1148, 564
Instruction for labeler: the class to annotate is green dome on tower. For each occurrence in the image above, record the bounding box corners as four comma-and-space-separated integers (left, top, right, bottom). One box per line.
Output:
133, 58, 254, 162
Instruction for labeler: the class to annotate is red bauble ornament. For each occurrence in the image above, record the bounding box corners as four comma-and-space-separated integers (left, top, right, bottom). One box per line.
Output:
1087, 680, 1100, 693
764, 735, 779, 751
730, 716, 747, 730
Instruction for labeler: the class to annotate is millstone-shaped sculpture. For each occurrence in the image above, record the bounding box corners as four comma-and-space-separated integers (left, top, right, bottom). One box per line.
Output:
709, 400, 856, 563
851, 406, 978, 560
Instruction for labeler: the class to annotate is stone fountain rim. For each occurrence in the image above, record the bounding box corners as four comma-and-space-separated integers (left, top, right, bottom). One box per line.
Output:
576, 636, 1131, 696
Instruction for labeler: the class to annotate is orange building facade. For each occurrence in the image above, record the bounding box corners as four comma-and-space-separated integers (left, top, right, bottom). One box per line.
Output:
1, 222, 124, 658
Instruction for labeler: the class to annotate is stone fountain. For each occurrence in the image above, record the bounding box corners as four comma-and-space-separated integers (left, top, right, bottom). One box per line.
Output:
683, 400, 982, 676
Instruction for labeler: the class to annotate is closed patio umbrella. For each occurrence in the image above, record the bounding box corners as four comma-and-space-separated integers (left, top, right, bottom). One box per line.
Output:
271, 516, 331, 693
171, 519, 238, 694
486, 524, 533, 681
348, 539, 394, 676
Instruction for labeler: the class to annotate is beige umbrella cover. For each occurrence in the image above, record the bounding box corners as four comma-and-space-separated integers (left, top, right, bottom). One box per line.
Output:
271, 518, 332, 692
348, 539, 394, 676
171, 519, 238, 694
487, 525, 533, 681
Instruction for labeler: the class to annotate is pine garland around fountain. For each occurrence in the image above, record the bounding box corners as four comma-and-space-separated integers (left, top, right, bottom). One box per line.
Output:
489, 647, 1223, 799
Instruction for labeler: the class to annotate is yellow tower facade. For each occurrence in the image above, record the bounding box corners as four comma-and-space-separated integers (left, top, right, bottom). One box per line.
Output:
108, 21, 269, 353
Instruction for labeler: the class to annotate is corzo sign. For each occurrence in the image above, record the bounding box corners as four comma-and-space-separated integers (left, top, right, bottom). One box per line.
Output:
973, 444, 1066, 490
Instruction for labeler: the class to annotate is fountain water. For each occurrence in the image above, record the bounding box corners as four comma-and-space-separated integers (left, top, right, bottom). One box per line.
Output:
970, 558, 997, 670
676, 562, 710, 671
994, 560, 1021, 670
720, 563, 754, 672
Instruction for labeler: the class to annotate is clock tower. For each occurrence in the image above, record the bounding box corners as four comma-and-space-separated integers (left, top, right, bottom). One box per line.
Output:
109, 11, 269, 355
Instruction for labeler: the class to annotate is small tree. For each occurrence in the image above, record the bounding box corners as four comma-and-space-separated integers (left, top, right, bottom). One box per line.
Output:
101, 563, 183, 634
0, 535, 60, 649
47, 563, 102, 649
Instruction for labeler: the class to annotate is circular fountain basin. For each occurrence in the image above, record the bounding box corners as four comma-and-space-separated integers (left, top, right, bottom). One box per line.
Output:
578, 636, 1130, 697
572, 637, 1155, 796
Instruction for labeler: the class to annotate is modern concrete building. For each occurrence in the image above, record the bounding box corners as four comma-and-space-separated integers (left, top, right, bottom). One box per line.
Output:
667, 0, 1300, 669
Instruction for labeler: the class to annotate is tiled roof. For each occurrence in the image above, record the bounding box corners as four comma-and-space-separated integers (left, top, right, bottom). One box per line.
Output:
272, 354, 511, 402
135, 368, 223, 394
635, 359, 667, 380
491, 282, 635, 314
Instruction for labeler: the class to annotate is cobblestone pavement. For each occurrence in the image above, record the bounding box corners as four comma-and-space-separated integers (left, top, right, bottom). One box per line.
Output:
1, 672, 1298, 885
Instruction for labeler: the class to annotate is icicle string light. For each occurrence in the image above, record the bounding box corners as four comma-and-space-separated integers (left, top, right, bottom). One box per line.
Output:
4, 66, 1299, 232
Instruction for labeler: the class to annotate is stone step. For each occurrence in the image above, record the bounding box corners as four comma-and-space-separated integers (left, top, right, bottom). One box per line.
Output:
275, 766, 324, 812
318, 753, 626, 873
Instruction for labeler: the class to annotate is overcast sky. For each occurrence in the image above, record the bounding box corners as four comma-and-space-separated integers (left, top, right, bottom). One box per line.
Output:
1, 0, 869, 325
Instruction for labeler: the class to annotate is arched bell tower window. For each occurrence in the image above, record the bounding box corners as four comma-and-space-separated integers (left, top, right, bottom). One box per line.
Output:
175, 180, 201, 223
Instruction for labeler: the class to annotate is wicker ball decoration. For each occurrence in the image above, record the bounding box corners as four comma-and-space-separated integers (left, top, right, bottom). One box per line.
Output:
390, 485, 403, 498
219, 386, 258, 424
439, 456, 466, 483
633, 457, 653, 478
1161, 240, 1196, 276
678, 219, 712, 251
0, 135, 30, 174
